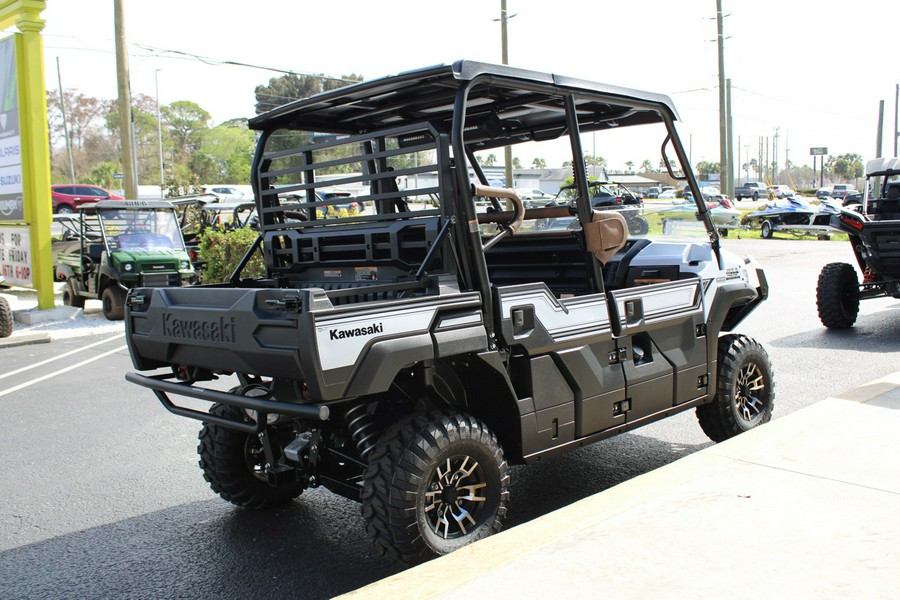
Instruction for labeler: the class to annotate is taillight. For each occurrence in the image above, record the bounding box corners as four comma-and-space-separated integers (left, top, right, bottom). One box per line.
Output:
840, 214, 864, 231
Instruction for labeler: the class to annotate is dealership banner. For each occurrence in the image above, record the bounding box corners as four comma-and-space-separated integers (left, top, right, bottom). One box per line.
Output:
0, 226, 30, 285
0, 35, 23, 222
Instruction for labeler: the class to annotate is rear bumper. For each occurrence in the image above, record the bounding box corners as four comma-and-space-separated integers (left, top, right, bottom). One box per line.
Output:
125, 372, 330, 433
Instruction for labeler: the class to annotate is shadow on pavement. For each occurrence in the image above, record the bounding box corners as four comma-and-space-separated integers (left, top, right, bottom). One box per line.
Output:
0, 434, 706, 599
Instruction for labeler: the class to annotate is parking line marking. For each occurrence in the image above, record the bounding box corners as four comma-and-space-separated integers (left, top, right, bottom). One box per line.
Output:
0, 344, 128, 398
0, 332, 125, 381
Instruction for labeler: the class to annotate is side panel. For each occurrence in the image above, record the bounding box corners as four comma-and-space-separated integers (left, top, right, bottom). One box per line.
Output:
495, 284, 626, 448
609, 278, 708, 420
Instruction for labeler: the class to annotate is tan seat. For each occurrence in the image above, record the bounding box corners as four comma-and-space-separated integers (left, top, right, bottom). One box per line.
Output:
583, 210, 628, 264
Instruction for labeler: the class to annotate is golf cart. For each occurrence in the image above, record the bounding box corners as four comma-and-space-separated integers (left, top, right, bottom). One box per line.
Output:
55, 200, 195, 320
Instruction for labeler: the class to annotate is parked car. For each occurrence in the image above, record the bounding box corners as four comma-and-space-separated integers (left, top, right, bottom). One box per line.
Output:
734, 182, 771, 201
658, 189, 677, 199
842, 191, 864, 206
770, 185, 796, 199
816, 187, 833, 199
200, 185, 249, 202
514, 188, 555, 207
830, 184, 857, 200
51, 184, 124, 214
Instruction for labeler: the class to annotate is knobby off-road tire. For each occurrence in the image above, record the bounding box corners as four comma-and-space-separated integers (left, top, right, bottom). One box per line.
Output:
697, 334, 775, 443
628, 215, 650, 236
0, 296, 12, 338
197, 402, 304, 509
101, 286, 126, 320
62, 281, 85, 308
362, 411, 510, 566
816, 262, 860, 329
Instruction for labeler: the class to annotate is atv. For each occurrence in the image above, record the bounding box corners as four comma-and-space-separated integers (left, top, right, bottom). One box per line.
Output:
816, 157, 900, 328
55, 200, 195, 320
123, 60, 774, 565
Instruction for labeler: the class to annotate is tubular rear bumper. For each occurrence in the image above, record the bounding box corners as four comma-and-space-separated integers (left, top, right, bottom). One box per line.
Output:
125, 372, 330, 433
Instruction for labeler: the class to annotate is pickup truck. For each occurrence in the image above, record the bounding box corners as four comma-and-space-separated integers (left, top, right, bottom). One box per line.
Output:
734, 182, 771, 201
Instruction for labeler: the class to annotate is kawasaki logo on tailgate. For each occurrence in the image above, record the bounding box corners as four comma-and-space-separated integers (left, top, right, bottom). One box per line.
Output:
329, 322, 383, 340
162, 313, 236, 343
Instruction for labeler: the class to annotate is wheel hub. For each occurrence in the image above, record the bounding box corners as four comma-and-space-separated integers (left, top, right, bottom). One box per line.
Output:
424, 456, 488, 540
735, 363, 765, 422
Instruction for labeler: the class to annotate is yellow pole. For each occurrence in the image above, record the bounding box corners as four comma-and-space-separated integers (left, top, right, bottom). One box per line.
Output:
1, 1, 52, 309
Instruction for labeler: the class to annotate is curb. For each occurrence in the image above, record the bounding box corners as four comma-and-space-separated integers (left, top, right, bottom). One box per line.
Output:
342, 370, 900, 599
0, 332, 51, 348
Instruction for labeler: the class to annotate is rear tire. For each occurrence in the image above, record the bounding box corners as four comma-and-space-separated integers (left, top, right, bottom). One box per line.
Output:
816, 262, 860, 329
101, 286, 125, 320
362, 411, 509, 566
63, 281, 85, 308
697, 334, 774, 442
197, 402, 304, 509
0, 296, 12, 338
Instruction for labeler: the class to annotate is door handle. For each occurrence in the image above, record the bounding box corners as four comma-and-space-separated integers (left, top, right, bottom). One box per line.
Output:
624, 299, 643, 325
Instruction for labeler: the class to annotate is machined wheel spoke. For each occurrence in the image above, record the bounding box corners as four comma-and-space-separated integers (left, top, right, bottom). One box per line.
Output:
451, 507, 476, 535
456, 482, 487, 502
456, 456, 478, 479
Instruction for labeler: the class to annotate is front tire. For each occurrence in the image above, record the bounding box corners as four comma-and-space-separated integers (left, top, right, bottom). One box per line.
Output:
197, 402, 304, 509
697, 334, 774, 442
816, 262, 860, 329
101, 286, 126, 320
362, 411, 509, 566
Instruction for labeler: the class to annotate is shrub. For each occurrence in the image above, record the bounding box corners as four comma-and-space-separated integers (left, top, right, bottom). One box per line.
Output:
198, 226, 265, 283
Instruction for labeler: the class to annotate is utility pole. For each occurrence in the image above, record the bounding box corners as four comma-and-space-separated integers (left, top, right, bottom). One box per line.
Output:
876, 100, 884, 159
772, 127, 779, 182
55, 57, 75, 184
114, 0, 138, 199
500, 0, 513, 189
716, 0, 728, 193
155, 69, 164, 198
725, 78, 734, 196
784, 131, 790, 169
894, 84, 898, 157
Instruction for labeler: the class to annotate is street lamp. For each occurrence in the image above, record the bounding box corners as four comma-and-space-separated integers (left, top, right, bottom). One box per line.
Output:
155, 69, 164, 198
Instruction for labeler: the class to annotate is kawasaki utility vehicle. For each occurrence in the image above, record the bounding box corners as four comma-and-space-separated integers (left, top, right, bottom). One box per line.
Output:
124, 61, 774, 565
817, 157, 900, 328
56, 200, 194, 320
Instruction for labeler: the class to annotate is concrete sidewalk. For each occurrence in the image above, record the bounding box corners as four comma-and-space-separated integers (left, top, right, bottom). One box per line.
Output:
346, 372, 900, 599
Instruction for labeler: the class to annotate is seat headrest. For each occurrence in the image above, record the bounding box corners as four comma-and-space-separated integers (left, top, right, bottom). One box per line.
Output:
584, 210, 628, 264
